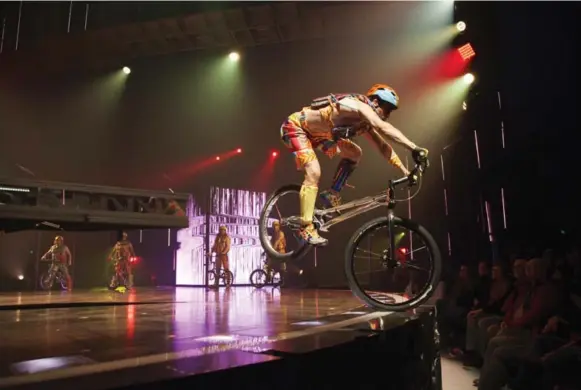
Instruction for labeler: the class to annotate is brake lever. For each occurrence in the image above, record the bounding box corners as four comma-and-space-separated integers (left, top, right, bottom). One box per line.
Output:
407, 169, 420, 186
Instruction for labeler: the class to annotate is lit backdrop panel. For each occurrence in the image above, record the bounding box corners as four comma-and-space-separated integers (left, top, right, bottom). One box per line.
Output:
175, 187, 266, 286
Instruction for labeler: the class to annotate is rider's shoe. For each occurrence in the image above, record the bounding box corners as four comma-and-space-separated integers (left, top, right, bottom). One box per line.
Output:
319, 190, 342, 209
299, 224, 328, 246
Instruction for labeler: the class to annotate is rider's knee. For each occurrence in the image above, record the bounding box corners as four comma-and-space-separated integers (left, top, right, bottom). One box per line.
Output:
304, 172, 320, 186
346, 144, 363, 162
304, 165, 321, 186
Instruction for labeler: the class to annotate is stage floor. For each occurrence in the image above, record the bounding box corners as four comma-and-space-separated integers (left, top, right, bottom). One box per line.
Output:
0, 287, 391, 388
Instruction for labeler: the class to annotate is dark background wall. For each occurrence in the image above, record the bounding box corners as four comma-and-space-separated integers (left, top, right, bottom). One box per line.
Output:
447, 2, 581, 266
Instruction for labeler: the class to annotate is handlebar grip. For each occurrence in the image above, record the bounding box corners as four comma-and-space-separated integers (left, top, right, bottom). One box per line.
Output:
412, 149, 428, 165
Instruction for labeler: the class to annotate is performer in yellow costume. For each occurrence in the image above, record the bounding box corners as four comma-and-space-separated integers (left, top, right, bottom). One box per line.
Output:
280, 84, 428, 246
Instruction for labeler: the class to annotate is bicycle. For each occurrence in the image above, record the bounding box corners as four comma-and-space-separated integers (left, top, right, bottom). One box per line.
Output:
109, 256, 130, 289
39, 256, 69, 291
259, 151, 441, 311
249, 258, 284, 288
206, 254, 234, 287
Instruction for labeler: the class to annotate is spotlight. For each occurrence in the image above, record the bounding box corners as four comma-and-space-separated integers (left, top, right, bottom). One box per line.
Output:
456, 21, 466, 32
398, 247, 407, 255
271, 151, 278, 157
236, 148, 242, 153
17, 275, 24, 280
216, 156, 221, 161
463, 73, 475, 85
462, 101, 467, 110
122, 66, 131, 75
228, 52, 240, 61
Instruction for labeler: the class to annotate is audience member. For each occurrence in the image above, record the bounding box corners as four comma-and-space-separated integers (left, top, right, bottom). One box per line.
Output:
459, 261, 522, 365
437, 265, 474, 348
473, 261, 492, 310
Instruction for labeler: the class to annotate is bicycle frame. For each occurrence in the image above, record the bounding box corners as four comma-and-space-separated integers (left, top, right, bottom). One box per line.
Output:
315, 190, 392, 232
310, 181, 402, 267
42, 261, 65, 289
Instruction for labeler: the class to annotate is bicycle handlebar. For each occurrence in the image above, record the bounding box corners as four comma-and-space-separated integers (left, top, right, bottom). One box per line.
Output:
390, 150, 429, 188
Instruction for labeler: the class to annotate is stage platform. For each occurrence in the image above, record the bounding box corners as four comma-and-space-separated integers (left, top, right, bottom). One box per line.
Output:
0, 288, 442, 390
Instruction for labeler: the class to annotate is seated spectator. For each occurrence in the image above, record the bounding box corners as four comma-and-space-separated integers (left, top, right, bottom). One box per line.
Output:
509, 247, 581, 390
510, 319, 581, 389
476, 257, 560, 390
436, 264, 474, 348
473, 261, 492, 310
457, 261, 521, 365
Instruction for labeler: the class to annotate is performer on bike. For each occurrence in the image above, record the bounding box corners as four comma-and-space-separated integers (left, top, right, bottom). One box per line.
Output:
280, 84, 429, 246
267, 220, 287, 273
210, 226, 231, 287
108, 232, 136, 289
41, 235, 73, 290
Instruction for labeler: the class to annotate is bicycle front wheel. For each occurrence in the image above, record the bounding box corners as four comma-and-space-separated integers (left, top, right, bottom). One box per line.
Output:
271, 271, 284, 287
224, 270, 234, 286
250, 270, 267, 288
39, 272, 53, 290
207, 271, 217, 285
344, 216, 442, 312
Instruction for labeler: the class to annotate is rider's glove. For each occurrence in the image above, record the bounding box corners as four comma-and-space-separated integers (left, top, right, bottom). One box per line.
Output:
412, 147, 429, 165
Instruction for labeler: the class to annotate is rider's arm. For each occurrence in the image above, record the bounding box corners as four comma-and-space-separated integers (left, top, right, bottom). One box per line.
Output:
355, 101, 418, 151
41, 245, 54, 260
363, 129, 410, 176
127, 243, 136, 257
225, 236, 231, 254
64, 246, 72, 266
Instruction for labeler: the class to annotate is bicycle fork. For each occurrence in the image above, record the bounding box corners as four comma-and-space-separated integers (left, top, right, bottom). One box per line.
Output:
385, 185, 398, 269
387, 209, 397, 268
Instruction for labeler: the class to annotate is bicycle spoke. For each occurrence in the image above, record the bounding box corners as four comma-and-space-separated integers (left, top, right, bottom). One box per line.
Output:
354, 247, 383, 258
274, 204, 283, 222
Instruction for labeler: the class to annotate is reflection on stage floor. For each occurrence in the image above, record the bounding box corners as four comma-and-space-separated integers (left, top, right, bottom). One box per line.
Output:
0, 287, 388, 387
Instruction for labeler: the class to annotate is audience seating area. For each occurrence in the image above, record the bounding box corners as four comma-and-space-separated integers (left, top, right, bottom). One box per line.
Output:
436, 244, 581, 390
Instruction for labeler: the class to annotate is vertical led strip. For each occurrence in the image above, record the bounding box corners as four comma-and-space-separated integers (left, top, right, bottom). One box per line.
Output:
484, 201, 493, 243
447, 232, 452, 256
15, 1, 23, 50
501, 188, 507, 229
498, 92, 505, 149
440, 154, 445, 181
0, 17, 5, 54
406, 156, 413, 260
443, 189, 449, 216
474, 130, 481, 169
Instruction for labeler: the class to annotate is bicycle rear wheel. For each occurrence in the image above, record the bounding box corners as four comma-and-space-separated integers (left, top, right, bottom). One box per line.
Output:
344, 216, 441, 311
259, 184, 318, 261
59, 275, 68, 290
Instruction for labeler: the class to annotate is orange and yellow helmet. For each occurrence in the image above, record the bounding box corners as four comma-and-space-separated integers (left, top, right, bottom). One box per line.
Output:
366, 84, 399, 109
